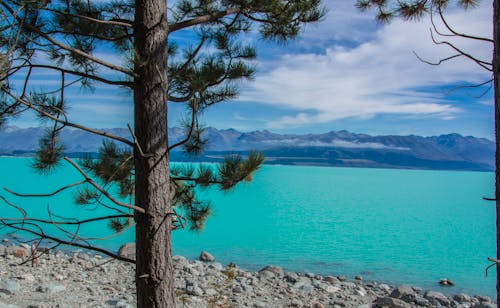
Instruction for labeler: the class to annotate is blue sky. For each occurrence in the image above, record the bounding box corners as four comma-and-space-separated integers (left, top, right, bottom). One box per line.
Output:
9, 0, 494, 139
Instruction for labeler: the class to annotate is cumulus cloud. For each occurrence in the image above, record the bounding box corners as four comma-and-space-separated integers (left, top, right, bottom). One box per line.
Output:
239, 1, 492, 129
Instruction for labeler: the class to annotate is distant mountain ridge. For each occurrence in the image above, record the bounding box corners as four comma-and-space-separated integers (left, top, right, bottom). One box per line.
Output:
0, 126, 494, 171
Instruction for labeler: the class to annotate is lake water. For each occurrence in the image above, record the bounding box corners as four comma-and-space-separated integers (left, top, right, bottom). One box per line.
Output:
0, 157, 496, 298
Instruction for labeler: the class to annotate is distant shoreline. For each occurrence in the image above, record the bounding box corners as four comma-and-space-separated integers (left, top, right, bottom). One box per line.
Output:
0, 152, 494, 172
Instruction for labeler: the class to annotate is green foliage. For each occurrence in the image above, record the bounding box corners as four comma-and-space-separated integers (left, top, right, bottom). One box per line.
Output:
32, 129, 64, 174
74, 186, 100, 205
356, 0, 479, 22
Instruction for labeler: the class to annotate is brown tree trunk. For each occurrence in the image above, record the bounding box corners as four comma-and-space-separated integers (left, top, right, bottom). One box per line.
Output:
134, 0, 175, 307
495, 0, 500, 306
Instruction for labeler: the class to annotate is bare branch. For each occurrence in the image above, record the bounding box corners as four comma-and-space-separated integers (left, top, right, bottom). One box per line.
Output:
0, 220, 135, 263
169, 8, 241, 32
4, 180, 87, 198
413, 50, 462, 65
63, 157, 145, 214
429, 29, 493, 71
127, 123, 154, 158
43, 8, 133, 28
436, 5, 493, 43
168, 99, 198, 151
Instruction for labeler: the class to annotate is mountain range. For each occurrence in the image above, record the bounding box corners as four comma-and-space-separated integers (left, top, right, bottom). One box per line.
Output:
0, 126, 494, 171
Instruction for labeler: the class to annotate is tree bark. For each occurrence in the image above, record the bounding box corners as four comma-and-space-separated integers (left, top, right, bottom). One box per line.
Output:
494, 0, 500, 306
134, 0, 175, 307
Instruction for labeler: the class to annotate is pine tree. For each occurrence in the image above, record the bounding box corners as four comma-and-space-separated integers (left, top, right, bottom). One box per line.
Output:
358, 0, 498, 304
0, 1, 324, 306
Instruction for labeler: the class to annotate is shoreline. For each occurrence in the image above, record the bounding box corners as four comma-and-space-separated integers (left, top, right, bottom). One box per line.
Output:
0, 244, 496, 308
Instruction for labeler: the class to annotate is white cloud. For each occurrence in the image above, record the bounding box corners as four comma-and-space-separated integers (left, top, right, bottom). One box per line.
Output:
240, 1, 492, 129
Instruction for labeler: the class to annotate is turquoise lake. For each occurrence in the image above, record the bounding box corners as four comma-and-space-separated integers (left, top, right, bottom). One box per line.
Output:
0, 157, 496, 298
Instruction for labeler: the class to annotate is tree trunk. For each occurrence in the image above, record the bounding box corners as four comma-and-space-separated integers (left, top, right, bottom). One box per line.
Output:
495, 0, 500, 306
134, 0, 175, 307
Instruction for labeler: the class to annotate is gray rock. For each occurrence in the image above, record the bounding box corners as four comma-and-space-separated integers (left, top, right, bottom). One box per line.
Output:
324, 275, 340, 284
209, 262, 223, 271
205, 288, 218, 296
475, 295, 492, 303
378, 283, 391, 293
337, 275, 347, 282
257, 269, 276, 280
425, 290, 451, 306
390, 285, 416, 302
2, 239, 8, 243
0, 302, 19, 308
305, 272, 315, 278
232, 285, 243, 293
285, 272, 299, 283
473, 304, 496, 308
37, 283, 66, 294
454, 293, 472, 303
355, 275, 363, 281
311, 302, 325, 308
77, 252, 90, 261
0, 280, 20, 295
106, 299, 132, 308
259, 265, 284, 277
118, 243, 135, 260
374, 297, 412, 308
199, 250, 215, 262
355, 286, 367, 297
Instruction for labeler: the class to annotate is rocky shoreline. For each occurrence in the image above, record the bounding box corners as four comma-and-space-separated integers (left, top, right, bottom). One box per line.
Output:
0, 243, 496, 308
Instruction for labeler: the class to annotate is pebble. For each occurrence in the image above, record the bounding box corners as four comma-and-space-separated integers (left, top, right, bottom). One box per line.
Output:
0, 246, 494, 307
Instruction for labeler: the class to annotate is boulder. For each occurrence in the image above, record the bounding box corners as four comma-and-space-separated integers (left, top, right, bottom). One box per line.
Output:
118, 243, 136, 260
454, 293, 472, 303
285, 272, 299, 283
324, 275, 339, 284
199, 250, 215, 262
425, 290, 451, 306
390, 285, 417, 302
258, 265, 284, 277
373, 297, 412, 308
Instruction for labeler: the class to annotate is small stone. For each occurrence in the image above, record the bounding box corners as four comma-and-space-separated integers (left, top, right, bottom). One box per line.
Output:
232, 285, 243, 293
439, 278, 455, 286
118, 243, 136, 260
205, 288, 217, 296
355, 286, 367, 297
310, 302, 325, 308
208, 262, 223, 271
19, 243, 30, 250
305, 272, 315, 278
355, 275, 363, 281
337, 276, 347, 282
199, 250, 215, 262
106, 299, 131, 308
77, 252, 90, 261
2, 239, 8, 243
16, 273, 35, 282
